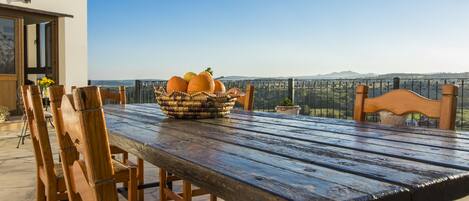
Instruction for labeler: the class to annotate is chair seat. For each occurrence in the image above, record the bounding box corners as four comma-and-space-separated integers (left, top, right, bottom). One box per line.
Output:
54, 159, 131, 181
112, 159, 131, 173
110, 145, 127, 154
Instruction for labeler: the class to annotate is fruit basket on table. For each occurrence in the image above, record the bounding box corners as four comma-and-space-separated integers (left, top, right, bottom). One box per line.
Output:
154, 87, 242, 119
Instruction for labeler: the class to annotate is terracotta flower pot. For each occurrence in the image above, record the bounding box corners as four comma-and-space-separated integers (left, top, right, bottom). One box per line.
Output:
275, 105, 301, 115
379, 111, 407, 126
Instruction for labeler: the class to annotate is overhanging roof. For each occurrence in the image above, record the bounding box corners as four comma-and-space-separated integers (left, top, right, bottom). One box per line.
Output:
0, 3, 74, 18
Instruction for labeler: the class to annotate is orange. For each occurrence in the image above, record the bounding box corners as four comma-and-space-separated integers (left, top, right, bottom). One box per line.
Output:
183, 72, 197, 82
166, 76, 188, 93
199, 71, 213, 78
187, 74, 215, 94
214, 80, 226, 93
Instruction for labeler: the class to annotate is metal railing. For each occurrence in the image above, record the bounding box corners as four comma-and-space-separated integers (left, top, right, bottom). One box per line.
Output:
91, 77, 469, 130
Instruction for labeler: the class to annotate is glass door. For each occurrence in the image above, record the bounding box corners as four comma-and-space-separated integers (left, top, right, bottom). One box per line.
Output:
0, 16, 22, 111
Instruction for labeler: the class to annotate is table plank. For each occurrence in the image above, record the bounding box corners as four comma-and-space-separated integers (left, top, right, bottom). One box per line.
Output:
105, 104, 469, 201
233, 108, 469, 138
141, 103, 469, 139
227, 115, 469, 150
125, 104, 469, 169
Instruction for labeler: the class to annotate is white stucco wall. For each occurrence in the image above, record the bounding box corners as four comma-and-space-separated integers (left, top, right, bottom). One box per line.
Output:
0, 0, 88, 91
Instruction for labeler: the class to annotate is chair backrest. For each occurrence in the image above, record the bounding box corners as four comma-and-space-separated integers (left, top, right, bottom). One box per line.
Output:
236, 84, 255, 111
49, 86, 118, 201
353, 84, 458, 130
99, 86, 126, 105
49, 85, 79, 201
21, 85, 57, 189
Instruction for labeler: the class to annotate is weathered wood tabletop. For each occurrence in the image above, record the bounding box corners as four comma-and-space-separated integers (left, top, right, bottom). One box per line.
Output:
104, 104, 469, 201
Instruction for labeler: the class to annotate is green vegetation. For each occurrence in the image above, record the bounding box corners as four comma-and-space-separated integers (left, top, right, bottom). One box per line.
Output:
204, 67, 213, 76
279, 98, 294, 106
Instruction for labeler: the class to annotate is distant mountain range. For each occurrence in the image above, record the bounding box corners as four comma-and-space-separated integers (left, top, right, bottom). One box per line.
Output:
216, 71, 376, 80
217, 71, 469, 80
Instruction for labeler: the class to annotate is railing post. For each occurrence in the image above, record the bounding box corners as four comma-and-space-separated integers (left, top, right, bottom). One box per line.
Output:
393, 77, 400, 89
288, 78, 295, 104
134, 80, 142, 103
87, 80, 91, 86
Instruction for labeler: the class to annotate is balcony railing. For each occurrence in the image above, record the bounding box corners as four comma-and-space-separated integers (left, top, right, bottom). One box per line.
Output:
91, 77, 469, 130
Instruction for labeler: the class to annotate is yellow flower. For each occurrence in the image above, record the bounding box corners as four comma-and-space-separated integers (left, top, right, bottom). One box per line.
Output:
39, 77, 55, 88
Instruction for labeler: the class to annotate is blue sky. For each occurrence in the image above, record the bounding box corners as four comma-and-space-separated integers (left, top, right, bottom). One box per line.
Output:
88, 0, 469, 80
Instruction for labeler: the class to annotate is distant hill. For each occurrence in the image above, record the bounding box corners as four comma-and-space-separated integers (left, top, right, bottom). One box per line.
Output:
218, 71, 377, 80
376, 72, 469, 79
294, 71, 377, 79
218, 71, 469, 80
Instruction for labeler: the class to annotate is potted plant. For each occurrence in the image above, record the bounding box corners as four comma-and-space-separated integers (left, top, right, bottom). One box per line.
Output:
275, 98, 301, 115
0, 106, 10, 122
38, 77, 55, 97
378, 111, 408, 126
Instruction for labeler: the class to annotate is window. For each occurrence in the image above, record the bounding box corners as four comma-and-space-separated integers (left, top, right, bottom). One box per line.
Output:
25, 21, 53, 76
0, 18, 15, 74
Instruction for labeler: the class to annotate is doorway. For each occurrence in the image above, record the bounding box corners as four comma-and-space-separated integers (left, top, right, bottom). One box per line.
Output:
0, 7, 58, 113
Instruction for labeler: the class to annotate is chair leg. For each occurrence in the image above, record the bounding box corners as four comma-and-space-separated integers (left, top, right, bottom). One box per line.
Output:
36, 174, 46, 201
123, 152, 129, 188
48, 118, 55, 128
159, 168, 167, 201
128, 167, 138, 201
167, 173, 173, 190
137, 158, 144, 201
21, 123, 29, 145
123, 152, 129, 165
46, 186, 57, 201
17, 117, 27, 148
210, 194, 217, 201
182, 181, 192, 201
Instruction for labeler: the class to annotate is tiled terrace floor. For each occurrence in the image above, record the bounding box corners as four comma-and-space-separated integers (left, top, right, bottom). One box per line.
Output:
0, 117, 214, 201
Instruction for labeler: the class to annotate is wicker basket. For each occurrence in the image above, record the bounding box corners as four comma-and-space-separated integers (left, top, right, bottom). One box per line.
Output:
154, 87, 241, 119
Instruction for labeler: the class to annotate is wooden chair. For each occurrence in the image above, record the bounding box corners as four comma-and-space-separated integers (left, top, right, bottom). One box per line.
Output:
21, 85, 67, 201
48, 85, 138, 201
99, 86, 145, 201
236, 84, 255, 111
353, 84, 458, 130
99, 86, 127, 105
159, 85, 254, 201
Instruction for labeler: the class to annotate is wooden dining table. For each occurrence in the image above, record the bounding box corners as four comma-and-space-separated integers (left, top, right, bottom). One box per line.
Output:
104, 103, 469, 201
